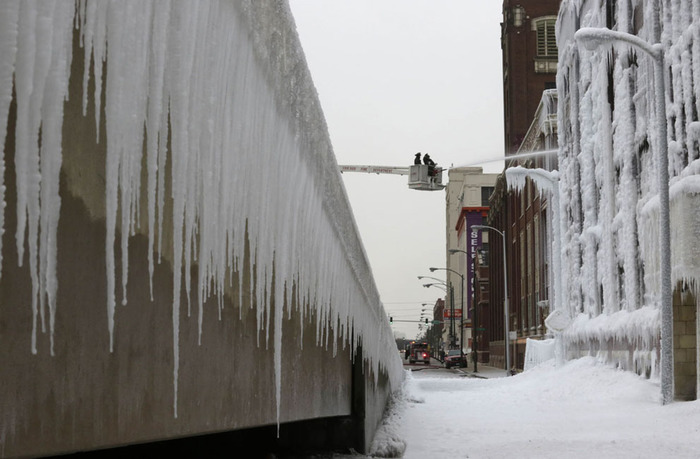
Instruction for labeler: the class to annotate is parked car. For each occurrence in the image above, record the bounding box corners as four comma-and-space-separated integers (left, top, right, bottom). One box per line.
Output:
444, 349, 466, 369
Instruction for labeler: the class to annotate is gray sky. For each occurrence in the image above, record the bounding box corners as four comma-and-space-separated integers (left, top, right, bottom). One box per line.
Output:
289, 1, 505, 339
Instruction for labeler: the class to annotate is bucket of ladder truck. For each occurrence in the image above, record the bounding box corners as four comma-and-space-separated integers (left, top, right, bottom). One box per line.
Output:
408, 164, 445, 191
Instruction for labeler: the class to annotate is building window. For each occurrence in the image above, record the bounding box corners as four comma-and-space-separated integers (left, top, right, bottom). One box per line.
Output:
534, 17, 557, 57
520, 230, 526, 331
532, 17, 558, 74
534, 216, 540, 287
481, 186, 494, 206
527, 223, 534, 332
478, 244, 489, 267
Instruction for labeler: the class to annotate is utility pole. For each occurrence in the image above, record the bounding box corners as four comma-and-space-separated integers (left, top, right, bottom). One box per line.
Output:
449, 283, 456, 348
472, 252, 478, 372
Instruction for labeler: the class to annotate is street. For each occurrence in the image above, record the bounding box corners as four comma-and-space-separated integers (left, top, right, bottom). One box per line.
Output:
401, 356, 447, 372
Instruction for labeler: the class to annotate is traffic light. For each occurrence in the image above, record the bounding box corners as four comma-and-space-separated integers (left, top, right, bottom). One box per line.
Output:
389, 316, 393, 323
425, 318, 428, 324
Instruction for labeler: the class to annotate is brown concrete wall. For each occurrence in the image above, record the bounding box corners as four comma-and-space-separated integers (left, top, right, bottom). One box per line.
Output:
0, 23, 358, 459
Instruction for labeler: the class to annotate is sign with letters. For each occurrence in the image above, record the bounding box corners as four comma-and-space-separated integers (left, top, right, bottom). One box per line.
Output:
465, 212, 484, 319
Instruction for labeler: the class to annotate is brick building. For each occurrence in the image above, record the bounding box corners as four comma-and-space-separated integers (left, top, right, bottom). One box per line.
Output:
502, 0, 560, 154
484, 0, 561, 372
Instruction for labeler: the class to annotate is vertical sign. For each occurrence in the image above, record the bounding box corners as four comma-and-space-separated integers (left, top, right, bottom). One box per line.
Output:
466, 212, 483, 320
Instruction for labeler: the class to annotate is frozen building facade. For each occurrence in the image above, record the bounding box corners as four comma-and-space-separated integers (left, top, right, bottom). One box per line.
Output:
557, 0, 700, 400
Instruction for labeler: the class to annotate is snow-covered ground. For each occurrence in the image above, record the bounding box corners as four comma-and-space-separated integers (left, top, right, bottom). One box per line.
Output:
366, 358, 700, 458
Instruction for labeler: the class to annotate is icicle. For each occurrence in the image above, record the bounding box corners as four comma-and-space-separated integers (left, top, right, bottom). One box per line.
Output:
146, 1, 171, 301
165, 0, 203, 418
0, 1, 21, 281
79, 0, 94, 118
84, 1, 106, 142
38, 0, 74, 355
15, 2, 53, 352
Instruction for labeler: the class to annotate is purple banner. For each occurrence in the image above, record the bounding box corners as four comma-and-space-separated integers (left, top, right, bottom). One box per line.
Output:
465, 212, 484, 319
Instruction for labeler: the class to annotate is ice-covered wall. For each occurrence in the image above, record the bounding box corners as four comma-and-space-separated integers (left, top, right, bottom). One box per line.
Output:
556, 0, 700, 377
0, 0, 403, 437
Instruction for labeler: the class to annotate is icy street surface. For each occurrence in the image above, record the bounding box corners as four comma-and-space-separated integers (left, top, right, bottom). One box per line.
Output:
361, 358, 700, 459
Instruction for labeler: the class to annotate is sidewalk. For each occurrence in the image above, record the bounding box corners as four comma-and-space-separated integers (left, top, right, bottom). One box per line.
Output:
454, 364, 509, 379
404, 358, 511, 378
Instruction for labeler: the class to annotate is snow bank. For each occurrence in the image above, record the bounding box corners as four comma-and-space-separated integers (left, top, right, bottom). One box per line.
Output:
524, 338, 556, 371
368, 371, 412, 458
399, 358, 700, 458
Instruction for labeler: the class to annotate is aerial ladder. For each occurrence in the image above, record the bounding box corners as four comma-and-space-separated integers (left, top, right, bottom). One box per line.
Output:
338, 164, 446, 191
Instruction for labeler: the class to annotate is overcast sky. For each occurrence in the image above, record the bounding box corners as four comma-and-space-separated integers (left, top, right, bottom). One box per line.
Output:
289, 1, 505, 339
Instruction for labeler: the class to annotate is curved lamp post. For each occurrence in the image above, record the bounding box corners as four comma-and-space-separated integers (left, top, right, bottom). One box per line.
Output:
425, 280, 454, 349
449, 248, 478, 373
473, 224, 511, 376
423, 283, 447, 292
575, 26, 673, 405
422, 285, 447, 355
418, 275, 446, 284
431, 267, 465, 363
423, 284, 447, 352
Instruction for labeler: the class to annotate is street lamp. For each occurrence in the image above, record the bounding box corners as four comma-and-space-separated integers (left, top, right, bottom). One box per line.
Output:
575, 25, 673, 404
473, 224, 511, 376
417, 275, 446, 284
422, 288, 446, 355
423, 283, 447, 292
449, 248, 478, 373
425, 280, 454, 349
431, 267, 465, 364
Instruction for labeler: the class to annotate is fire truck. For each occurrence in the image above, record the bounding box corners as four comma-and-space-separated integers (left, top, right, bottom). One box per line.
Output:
407, 341, 431, 365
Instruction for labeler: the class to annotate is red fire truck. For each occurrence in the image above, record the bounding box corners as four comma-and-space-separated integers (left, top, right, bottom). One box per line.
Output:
408, 341, 430, 365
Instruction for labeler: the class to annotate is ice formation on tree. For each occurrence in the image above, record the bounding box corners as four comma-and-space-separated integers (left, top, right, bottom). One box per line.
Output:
555, 0, 699, 380
0, 0, 404, 420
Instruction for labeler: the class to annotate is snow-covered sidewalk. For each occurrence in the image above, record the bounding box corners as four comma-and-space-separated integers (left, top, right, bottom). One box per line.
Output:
369, 357, 700, 458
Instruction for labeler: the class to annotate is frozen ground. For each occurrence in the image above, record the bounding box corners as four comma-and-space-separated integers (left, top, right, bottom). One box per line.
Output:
362, 357, 700, 459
